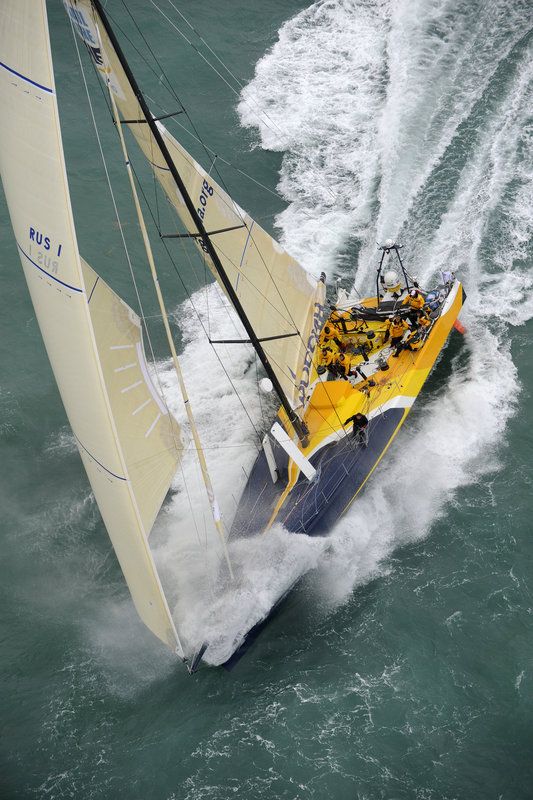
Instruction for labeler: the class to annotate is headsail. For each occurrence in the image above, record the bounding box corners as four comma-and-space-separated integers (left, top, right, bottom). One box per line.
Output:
64, 0, 326, 414
0, 1, 183, 651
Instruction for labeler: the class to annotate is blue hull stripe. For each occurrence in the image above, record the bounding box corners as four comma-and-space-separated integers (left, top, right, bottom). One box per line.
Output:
18, 244, 83, 294
74, 436, 127, 482
0, 60, 53, 94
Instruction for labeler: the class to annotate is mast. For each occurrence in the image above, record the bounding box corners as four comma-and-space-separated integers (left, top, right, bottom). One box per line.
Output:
90, 0, 309, 444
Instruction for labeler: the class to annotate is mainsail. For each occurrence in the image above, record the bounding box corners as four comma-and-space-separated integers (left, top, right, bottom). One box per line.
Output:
0, 1, 183, 651
64, 0, 326, 416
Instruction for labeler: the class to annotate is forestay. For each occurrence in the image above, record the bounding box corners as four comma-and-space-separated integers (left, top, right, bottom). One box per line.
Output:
0, 0, 183, 652
65, 0, 326, 411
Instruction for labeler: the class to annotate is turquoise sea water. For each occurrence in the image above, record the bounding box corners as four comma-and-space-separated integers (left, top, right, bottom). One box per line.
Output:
1, 1, 533, 798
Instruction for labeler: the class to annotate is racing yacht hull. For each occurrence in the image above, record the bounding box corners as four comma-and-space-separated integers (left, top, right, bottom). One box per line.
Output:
231, 278, 464, 538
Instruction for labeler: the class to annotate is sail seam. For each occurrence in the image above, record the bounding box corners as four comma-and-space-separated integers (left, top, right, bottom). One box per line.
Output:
74, 435, 127, 481
0, 60, 53, 93
17, 243, 83, 293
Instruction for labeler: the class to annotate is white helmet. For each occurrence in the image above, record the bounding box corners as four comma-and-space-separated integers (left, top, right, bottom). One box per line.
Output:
383, 269, 400, 289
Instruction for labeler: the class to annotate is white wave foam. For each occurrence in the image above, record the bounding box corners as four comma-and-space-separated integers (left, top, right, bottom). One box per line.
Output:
148, 0, 533, 666
238, 1, 389, 274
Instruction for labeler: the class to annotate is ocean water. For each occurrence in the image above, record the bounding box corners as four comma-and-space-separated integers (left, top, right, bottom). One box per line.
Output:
1, 1, 533, 798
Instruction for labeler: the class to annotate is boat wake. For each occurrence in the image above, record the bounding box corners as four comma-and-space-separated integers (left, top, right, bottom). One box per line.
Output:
112, 0, 533, 667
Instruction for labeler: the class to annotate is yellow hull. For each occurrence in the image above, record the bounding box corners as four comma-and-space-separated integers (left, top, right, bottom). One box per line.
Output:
232, 280, 464, 537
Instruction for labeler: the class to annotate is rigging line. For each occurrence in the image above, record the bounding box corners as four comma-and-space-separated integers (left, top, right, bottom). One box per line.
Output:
135, 35, 319, 319
117, 65, 316, 227
163, 112, 317, 220
114, 0, 254, 232
128, 440, 258, 474
156, 0, 337, 204
178, 456, 207, 555
305, 390, 346, 441
254, 356, 267, 430
203, 236, 307, 331
117, 1, 184, 108
111, 4, 248, 236
144, 73, 327, 352
146, 0, 337, 210
109, 5, 184, 110
165, 0, 248, 90
130, 161, 262, 441
216, 206, 323, 341
113, 1, 320, 242
120, 2, 324, 242
95, 3, 309, 441
147, 0, 261, 125
204, 250, 210, 341
129, 162, 264, 446
69, 13, 181, 454
85, 10, 256, 374
148, 114, 162, 231
166, 126, 316, 320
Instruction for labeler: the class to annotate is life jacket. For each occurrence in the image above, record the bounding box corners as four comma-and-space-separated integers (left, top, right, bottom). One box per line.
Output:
404, 291, 425, 311
319, 347, 337, 368
407, 334, 424, 351
389, 319, 407, 338
406, 322, 428, 350
319, 326, 338, 348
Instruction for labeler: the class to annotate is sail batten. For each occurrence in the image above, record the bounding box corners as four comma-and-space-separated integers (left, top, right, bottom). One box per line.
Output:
0, 0, 183, 653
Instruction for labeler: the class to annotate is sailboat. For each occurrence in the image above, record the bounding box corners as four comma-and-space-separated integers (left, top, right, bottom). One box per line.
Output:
0, 0, 463, 667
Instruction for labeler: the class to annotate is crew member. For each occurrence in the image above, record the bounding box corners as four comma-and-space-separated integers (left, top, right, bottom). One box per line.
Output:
318, 324, 342, 350
403, 288, 426, 327
402, 315, 431, 352
344, 412, 369, 445
317, 346, 337, 374
387, 315, 409, 352
333, 352, 352, 379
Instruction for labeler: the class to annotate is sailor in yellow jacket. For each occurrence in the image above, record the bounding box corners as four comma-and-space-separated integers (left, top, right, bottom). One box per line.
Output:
402, 315, 432, 352
387, 315, 409, 354
317, 345, 338, 374
318, 324, 342, 351
403, 288, 426, 327
333, 351, 353, 379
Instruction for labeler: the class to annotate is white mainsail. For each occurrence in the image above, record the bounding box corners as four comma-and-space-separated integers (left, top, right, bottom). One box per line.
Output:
0, 1, 183, 652
65, 0, 326, 412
